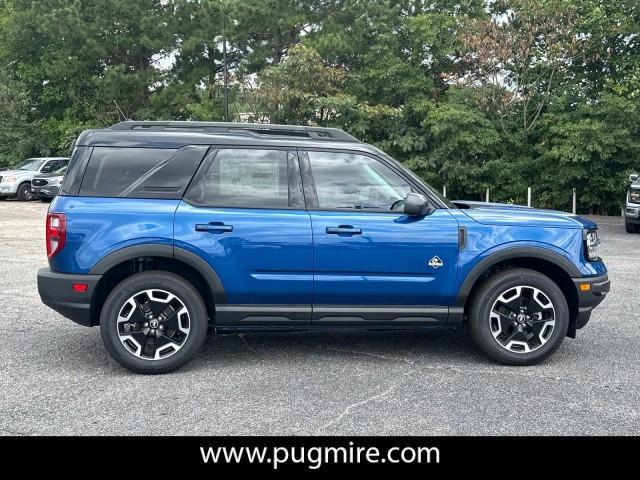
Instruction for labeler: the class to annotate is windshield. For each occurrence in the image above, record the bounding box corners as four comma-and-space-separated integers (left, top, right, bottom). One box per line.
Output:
16, 159, 46, 171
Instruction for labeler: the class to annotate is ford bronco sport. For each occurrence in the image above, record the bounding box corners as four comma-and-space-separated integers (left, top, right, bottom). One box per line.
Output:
37, 121, 610, 374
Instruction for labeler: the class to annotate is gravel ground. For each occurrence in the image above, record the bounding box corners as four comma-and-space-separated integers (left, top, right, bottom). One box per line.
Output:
0, 200, 638, 435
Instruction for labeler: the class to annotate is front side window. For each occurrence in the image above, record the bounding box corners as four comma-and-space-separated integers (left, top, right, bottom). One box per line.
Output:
306, 151, 412, 210
40, 161, 58, 173
185, 149, 300, 209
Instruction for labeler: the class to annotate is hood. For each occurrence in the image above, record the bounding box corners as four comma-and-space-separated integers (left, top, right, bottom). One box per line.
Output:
0, 169, 29, 177
455, 201, 597, 230
33, 171, 63, 179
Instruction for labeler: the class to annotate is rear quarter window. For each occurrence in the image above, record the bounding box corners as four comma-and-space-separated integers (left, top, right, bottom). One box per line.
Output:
79, 146, 208, 199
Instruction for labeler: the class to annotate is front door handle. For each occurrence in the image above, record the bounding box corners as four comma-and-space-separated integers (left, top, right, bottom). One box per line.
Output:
195, 222, 233, 233
326, 226, 362, 235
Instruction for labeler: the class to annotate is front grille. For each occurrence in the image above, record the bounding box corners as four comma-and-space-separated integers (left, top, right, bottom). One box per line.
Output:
32, 179, 48, 187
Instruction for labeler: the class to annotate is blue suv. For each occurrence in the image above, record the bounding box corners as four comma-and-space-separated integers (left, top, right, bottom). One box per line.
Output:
37, 121, 610, 373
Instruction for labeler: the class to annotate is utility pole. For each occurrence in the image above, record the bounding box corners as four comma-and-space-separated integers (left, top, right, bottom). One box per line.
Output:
222, 12, 229, 122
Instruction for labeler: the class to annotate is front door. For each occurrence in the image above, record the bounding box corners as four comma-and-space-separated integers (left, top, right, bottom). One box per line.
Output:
174, 147, 313, 326
301, 149, 459, 325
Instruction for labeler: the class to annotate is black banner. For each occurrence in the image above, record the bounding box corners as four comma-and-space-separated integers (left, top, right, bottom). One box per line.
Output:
1, 436, 637, 473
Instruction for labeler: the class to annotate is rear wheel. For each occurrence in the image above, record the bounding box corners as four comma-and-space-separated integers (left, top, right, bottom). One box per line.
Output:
625, 221, 639, 233
100, 271, 209, 374
16, 182, 34, 201
469, 268, 569, 365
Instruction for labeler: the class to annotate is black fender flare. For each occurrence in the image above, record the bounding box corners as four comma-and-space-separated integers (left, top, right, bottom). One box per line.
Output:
89, 244, 226, 304
455, 246, 582, 307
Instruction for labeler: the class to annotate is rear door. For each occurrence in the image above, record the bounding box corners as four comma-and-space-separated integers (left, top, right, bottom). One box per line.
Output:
301, 149, 460, 325
174, 147, 313, 327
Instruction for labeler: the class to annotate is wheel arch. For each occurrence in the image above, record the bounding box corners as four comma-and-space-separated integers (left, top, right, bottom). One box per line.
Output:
456, 247, 581, 338
89, 244, 225, 326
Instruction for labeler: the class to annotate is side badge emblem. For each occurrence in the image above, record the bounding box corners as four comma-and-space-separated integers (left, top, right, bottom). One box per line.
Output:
428, 256, 444, 269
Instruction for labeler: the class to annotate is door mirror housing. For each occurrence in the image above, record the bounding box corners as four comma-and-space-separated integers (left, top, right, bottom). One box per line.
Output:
630, 173, 639, 183
403, 192, 433, 216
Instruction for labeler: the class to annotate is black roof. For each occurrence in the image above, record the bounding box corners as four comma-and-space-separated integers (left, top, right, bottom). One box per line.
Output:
75, 121, 363, 150
110, 121, 359, 142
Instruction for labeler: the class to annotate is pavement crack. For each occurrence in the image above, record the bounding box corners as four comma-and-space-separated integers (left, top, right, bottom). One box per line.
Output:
318, 382, 401, 433
237, 334, 258, 352
325, 347, 415, 366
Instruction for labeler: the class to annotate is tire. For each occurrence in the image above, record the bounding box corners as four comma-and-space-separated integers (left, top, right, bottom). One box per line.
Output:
16, 182, 34, 201
468, 268, 569, 366
100, 271, 209, 374
625, 221, 639, 233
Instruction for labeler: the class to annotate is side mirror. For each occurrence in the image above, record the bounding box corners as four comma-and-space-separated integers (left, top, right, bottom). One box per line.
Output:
630, 173, 639, 183
403, 192, 433, 216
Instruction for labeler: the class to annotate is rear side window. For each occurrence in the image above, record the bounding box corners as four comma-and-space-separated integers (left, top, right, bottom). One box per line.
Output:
79, 146, 208, 199
184, 148, 303, 208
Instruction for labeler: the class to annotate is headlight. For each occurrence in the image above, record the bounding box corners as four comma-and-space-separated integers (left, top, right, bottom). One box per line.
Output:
2, 176, 17, 183
584, 230, 600, 261
48, 176, 63, 185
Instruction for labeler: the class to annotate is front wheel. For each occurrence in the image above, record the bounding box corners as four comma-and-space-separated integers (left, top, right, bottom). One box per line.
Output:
100, 271, 209, 374
16, 183, 34, 201
625, 221, 639, 233
469, 268, 569, 365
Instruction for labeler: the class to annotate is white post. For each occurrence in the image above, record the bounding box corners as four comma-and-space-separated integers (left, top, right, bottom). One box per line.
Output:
485, 187, 490, 203
572, 188, 577, 215
442, 185, 447, 198
527, 187, 532, 208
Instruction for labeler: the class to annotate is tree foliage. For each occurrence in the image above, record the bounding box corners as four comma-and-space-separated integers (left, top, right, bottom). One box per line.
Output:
0, 0, 638, 212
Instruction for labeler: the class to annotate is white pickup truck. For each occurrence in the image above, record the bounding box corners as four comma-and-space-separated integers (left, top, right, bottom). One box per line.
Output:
0, 157, 69, 201
625, 173, 640, 233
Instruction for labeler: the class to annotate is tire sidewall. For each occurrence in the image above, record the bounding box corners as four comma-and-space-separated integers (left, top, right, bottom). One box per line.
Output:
100, 271, 208, 374
470, 270, 569, 365
17, 183, 33, 201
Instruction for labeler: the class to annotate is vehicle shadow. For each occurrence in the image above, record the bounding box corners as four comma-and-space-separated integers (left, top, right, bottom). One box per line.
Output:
50, 325, 483, 375
191, 326, 481, 370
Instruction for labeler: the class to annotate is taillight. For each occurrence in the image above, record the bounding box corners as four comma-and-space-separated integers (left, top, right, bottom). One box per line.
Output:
46, 213, 66, 259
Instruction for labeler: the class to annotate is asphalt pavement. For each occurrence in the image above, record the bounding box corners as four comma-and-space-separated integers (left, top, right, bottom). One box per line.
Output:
0, 201, 638, 435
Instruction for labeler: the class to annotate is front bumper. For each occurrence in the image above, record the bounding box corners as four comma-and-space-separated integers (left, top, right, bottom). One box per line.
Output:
37, 268, 102, 327
31, 185, 59, 198
40, 185, 60, 197
0, 183, 18, 196
625, 204, 640, 223
572, 274, 610, 330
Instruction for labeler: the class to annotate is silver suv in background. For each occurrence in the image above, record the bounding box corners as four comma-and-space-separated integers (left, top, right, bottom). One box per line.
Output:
31, 166, 67, 202
625, 173, 640, 233
0, 158, 69, 201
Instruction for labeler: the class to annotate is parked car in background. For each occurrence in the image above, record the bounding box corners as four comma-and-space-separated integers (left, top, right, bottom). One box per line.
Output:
31, 166, 68, 202
0, 157, 69, 201
625, 173, 640, 233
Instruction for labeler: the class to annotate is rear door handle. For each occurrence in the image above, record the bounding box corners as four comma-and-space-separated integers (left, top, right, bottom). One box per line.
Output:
195, 222, 233, 233
326, 226, 362, 235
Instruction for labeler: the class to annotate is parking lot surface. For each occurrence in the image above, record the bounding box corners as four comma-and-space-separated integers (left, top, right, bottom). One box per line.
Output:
0, 201, 638, 435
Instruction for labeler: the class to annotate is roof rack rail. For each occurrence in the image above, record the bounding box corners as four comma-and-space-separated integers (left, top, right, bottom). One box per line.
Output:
109, 121, 360, 143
